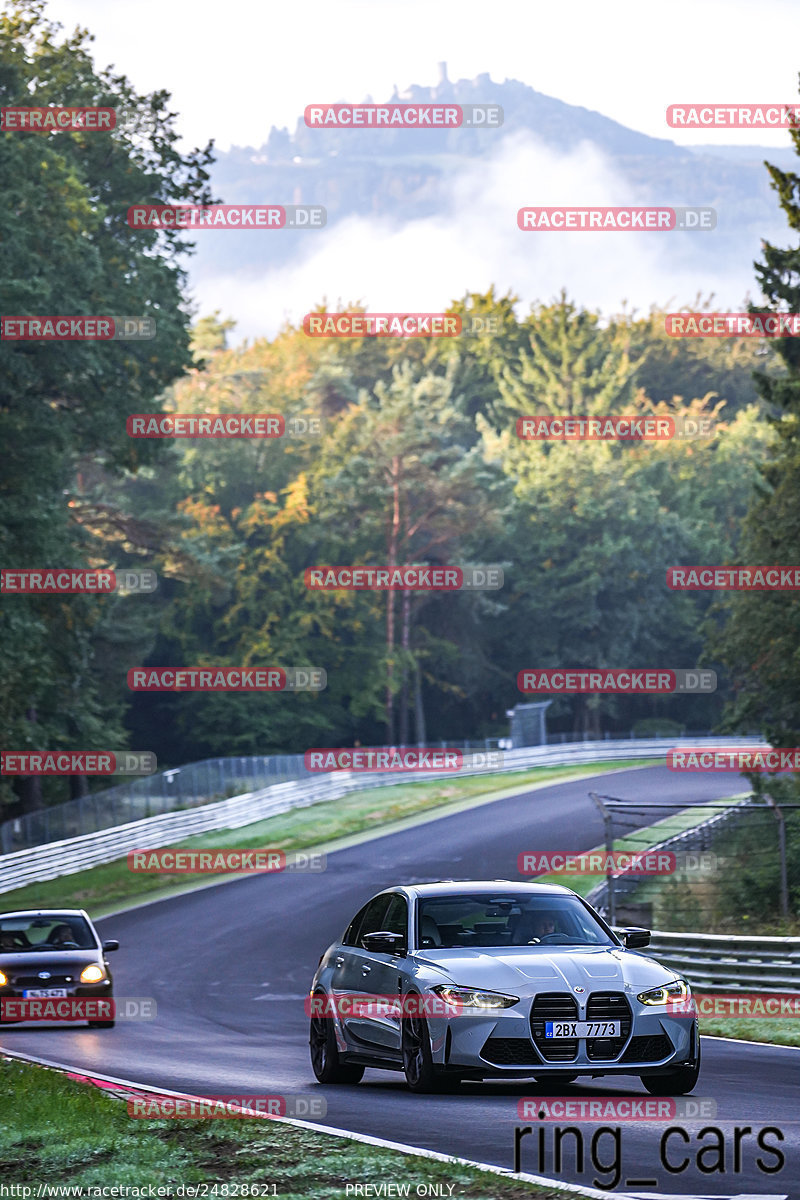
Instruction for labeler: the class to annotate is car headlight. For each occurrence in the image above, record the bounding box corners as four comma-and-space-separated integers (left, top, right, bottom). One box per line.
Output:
80, 965, 106, 984
638, 979, 691, 1006
0, 971, 7, 987
432, 985, 519, 1009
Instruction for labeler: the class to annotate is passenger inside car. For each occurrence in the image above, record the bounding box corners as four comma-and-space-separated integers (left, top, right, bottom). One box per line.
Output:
0, 929, 30, 950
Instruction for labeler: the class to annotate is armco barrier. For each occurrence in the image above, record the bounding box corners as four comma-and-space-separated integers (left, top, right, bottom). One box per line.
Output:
0, 730, 731, 852
642, 931, 800, 994
0, 737, 765, 896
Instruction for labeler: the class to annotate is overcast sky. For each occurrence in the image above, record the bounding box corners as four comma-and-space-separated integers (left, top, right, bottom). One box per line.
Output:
48, 0, 800, 151
40, 0, 800, 340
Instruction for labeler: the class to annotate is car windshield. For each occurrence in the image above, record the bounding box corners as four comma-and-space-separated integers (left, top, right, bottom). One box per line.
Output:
0, 915, 96, 952
416, 893, 615, 949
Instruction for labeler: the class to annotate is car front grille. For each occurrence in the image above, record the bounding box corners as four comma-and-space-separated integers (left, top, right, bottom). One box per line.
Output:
530, 993, 579, 1061
11, 974, 75, 988
585, 992, 632, 1060
620, 1034, 673, 1063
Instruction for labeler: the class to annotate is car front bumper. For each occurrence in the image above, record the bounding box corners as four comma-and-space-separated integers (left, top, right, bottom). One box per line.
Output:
425, 1000, 697, 1076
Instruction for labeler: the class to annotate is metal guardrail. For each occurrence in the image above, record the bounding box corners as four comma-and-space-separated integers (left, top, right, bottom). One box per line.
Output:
642, 931, 800, 994
0, 736, 765, 897
0, 730, 719, 853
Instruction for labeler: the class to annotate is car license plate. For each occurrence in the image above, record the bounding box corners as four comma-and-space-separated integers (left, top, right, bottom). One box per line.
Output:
545, 1020, 620, 1038
22, 988, 68, 998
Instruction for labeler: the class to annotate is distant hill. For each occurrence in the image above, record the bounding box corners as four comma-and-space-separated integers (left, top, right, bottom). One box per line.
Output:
195, 67, 794, 304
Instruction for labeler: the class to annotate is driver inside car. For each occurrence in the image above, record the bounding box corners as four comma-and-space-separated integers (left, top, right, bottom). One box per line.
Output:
49, 923, 76, 946
532, 913, 556, 939
513, 910, 559, 943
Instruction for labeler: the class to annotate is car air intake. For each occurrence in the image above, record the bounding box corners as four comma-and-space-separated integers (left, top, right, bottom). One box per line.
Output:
480, 1037, 540, 1066
620, 1034, 673, 1063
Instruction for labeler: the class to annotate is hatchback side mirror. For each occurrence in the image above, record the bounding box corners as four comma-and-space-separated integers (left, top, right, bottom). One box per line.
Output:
102, 939, 120, 952
616, 927, 650, 949
361, 931, 406, 956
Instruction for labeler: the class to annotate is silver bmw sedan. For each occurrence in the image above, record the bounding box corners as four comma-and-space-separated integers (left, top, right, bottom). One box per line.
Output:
309, 880, 700, 1094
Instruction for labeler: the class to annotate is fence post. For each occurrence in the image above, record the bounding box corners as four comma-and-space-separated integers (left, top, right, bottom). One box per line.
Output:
590, 792, 616, 925
764, 794, 789, 919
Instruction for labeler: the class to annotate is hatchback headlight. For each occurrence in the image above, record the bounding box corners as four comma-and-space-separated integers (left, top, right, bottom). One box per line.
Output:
0, 971, 7, 987
432, 985, 519, 1009
638, 979, 691, 1006
80, 965, 106, 984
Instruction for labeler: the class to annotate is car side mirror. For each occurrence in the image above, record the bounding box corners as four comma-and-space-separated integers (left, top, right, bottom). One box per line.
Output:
616, 927, 650, 949
102, 939, 120, 952
361, 931, 406, 956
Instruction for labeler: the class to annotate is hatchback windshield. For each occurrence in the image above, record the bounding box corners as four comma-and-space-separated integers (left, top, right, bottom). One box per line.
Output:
416, 893, 615, 948
0, 915, 96, 952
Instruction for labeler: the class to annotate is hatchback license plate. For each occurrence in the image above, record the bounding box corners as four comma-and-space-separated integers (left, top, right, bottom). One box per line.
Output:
545, 1020, 620, 1038
22, 988, 68, 998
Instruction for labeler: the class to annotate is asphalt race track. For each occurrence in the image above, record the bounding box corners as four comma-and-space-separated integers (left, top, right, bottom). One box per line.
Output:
3, 765, 798, 1198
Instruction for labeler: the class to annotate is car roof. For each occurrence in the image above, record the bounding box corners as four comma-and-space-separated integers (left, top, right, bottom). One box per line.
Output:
384, 880, 576, 899
0, 909, 90, 919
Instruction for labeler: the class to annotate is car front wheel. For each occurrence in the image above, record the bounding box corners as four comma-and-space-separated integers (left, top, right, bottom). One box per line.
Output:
402, 1001, 443, 1093
309, 996, 364, 1085
641, 1039, 701, 1096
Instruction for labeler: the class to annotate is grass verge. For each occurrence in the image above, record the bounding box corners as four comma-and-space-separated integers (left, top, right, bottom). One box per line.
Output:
0, 1056, 596, 1197
700, 1020, 800, 1047
0, 760, 649, 916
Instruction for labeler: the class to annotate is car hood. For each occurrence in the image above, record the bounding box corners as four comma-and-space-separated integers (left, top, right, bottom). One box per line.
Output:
413, 945, 676, 995
0, 950, 99, 972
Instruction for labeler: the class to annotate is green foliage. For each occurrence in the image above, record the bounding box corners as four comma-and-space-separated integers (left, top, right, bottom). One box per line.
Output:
715, 97, 800, 779
0, 4, 783, 807
0, 1, 214, 807
712, 801, 800, 926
